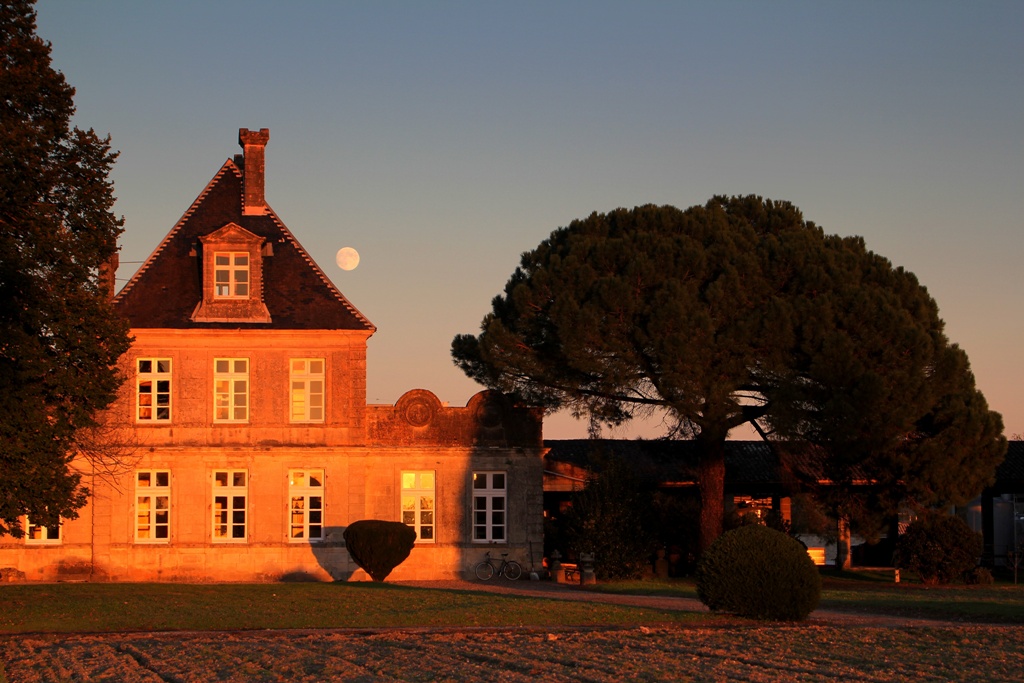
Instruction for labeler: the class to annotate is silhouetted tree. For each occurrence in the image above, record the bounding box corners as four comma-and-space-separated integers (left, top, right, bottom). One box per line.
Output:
563, 451, 658, 580
453, 197, 1005, 551
0, 0, 131, 535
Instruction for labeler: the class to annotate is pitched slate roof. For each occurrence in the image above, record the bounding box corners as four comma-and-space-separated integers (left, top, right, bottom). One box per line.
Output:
114, 158, 374, 331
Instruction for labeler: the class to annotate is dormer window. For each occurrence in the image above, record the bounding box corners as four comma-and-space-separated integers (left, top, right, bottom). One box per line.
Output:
215, 252, 249, 298
191, 223, 271, 323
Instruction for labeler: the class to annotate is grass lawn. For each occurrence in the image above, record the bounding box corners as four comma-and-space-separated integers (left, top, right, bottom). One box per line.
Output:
0, 581, 708, 634
589, 569, 1024, 624
3, 570, 1023, 634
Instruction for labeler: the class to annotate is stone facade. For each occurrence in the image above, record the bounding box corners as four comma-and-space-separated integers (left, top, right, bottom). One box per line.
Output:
0, 129, 545, 582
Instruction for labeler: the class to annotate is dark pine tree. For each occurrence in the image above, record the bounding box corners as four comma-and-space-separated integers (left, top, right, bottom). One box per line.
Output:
452, 198, 1005, 551
0, 0, 131, 535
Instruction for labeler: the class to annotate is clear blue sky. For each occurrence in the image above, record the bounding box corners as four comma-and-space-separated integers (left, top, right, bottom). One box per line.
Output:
36, 1, 1023, 439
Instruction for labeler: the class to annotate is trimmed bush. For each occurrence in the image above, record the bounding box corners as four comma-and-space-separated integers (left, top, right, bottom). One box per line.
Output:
964, 566, 994, 585
343, 520, 417, 582
895, 512, 982, 585
696, 525, 821, 621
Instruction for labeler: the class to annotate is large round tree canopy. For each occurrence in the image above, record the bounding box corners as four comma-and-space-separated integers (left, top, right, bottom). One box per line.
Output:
453, 197, 1005, 548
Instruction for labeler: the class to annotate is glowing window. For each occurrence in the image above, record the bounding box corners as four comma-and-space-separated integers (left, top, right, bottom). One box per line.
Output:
290, 358, 325, 423
136, 470, 171, 543
214, 358, 249, 422
401, 471, 435, 543
212, 470, 248, 542
24, 517, 61, 545
214, 252, 249, 298
288, 469, 324, 542
136, 358, 171, 422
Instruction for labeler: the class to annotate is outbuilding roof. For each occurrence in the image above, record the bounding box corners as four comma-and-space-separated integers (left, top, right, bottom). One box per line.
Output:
992, 440, 1024, 487
544, 439, 1022, 490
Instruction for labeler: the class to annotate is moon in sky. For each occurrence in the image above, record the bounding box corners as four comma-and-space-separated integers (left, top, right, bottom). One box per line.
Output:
335, 247, 360, 271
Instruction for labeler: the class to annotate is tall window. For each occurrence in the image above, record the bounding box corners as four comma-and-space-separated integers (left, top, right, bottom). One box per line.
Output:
212, 470, 248, 542
472, 471, 506, 543
24, 517, 61, 545
288, 469, 324, 542
214, 358, 249, 422
214, 252, 249, 298
401, 471, 435, 543
136, 358, 171, 422
136, 470, 170, 542
290, 358, 325, 423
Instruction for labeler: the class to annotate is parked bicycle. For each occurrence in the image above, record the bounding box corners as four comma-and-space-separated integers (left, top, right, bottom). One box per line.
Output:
474, 551, 523, 580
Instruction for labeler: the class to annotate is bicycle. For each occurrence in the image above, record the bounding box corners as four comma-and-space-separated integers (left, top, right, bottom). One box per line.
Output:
474, 551, 523, 580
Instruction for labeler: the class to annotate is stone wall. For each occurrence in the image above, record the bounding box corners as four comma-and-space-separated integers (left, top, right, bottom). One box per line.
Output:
0, 389, 546, 582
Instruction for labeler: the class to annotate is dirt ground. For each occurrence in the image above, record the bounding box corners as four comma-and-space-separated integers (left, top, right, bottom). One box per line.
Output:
5, 625, 1024, 682
2, 581, 1021, 682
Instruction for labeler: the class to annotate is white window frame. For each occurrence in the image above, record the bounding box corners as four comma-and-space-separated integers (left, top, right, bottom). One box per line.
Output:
24, 517, 61, 545
214, 358, 249, 423
136, 358, 171, 422
214, 251, 249, 298
472, 471, 507, 543
288, 469, 324, 542
136, 470, 171, 543
289, 358, 325, 423
401, 470, 436, 543
212, 470, 248, 543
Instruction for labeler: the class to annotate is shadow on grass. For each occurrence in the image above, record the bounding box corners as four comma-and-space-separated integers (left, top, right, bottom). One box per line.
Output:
0, 581, 705, 635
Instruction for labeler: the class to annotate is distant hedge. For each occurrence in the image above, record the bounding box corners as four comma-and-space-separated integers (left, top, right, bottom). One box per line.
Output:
696, 524, 821, 621
895, 512, 982, 585
343, 520, 417, 582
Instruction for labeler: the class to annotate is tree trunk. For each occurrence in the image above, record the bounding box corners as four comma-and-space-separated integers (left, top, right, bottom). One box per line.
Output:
697, 432, 726, 553
836, 515, 852, 570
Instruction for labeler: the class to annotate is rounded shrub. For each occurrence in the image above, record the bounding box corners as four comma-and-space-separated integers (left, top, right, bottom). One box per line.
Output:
964, 566, 994, 585
343, 520, 417, 582
696, 524, 821, 621
895, 512, 983, 585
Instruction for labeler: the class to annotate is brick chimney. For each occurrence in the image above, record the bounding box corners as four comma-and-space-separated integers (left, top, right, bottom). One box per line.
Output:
98, 252, 118, 300
238, 128, 270, 215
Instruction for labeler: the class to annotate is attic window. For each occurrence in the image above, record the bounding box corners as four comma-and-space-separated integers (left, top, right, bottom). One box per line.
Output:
215, 252, 249, 298
191, 223, 271, 323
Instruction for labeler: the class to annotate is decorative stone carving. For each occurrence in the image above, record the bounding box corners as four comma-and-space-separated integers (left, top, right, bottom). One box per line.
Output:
395, 389, 442, 428
467, 390, 507, 430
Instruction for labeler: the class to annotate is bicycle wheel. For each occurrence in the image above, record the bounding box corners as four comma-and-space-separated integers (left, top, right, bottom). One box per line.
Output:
502, 561, 523, 580
474, 561, 494, 580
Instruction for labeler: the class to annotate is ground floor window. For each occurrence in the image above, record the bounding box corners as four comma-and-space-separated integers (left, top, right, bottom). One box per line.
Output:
289, 469, 324, 541
136, 470, 170, 542
24, 517, 61, 545
401, 470, 435, 543
472, 471, 506, 542
213, 470, 248, 542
